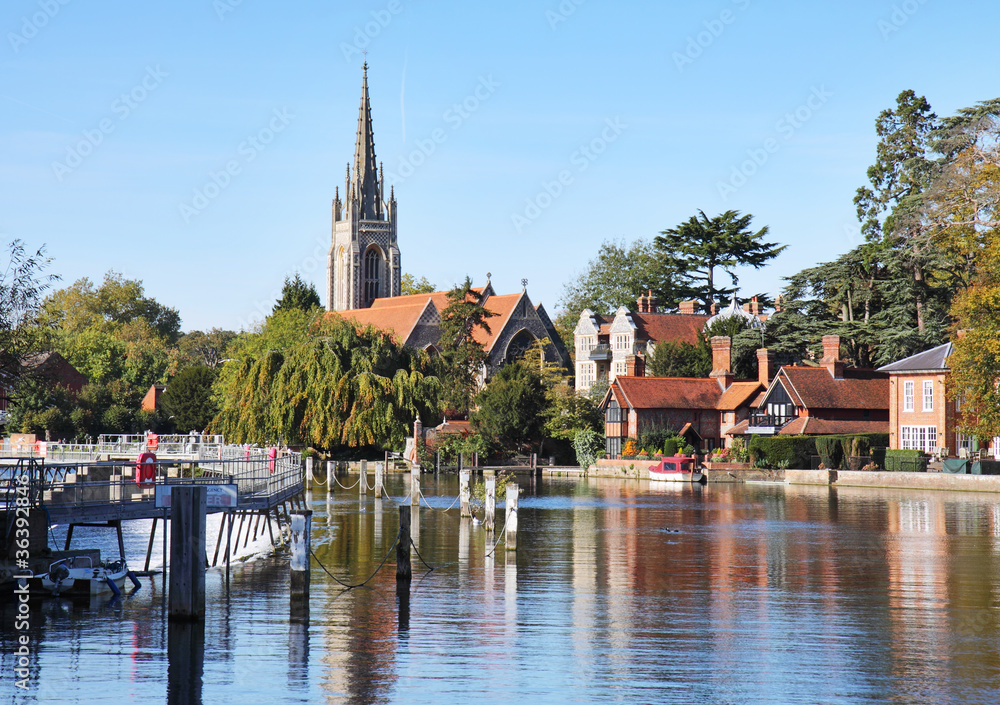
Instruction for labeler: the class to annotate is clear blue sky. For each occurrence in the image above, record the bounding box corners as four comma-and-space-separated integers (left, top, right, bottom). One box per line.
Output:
2, 0, 998, 332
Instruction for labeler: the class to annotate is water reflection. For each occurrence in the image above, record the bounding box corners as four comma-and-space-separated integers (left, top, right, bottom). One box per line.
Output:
167, 620, 203, 705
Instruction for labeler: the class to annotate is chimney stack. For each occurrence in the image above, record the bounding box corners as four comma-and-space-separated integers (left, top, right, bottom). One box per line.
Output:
742, 296, 761, 316
756, 348, 776, 388
679, 300, 697, 316
709, 336, 734, 389
646, 289, 658, 314
710, 302, 719, 315
625, 354, 646, 378
820, 335, 844, 379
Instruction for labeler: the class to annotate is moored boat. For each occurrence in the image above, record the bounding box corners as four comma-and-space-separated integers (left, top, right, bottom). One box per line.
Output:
648, 456, 706, 484
34, 556, 138, 597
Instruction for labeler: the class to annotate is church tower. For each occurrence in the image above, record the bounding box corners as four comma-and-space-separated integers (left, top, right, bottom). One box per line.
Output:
327, 63, 400, 311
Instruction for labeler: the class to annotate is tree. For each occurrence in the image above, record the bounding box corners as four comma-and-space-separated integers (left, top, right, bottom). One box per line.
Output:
171, 328, 237, 372
401, 274, 436, 295
647, 336, 711, 378
471, 361, 546, 456
162, 366, 218, 432
273, 273, 321, 313
0, 240, 57, 407
654, 210, 785, 313
438, 277, 496, 418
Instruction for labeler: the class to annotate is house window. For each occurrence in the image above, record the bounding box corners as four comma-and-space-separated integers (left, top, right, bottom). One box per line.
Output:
923, 381, 934, 411
957, 433, 976, 453
903, 381, 914, 412
901, 425, 938, 453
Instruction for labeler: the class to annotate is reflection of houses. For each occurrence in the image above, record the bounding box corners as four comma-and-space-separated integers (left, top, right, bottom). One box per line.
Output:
599, 337, 762, 456
335, 279, 569, 375
728, 336, 889, 438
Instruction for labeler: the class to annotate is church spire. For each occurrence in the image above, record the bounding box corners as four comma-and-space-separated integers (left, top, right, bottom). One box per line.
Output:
351, 62, 382, 220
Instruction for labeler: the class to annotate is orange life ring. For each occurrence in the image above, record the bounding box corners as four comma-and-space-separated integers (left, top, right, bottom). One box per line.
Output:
268, 447, 277, 474
146, 433, 159, 451
136, 452, 157, 486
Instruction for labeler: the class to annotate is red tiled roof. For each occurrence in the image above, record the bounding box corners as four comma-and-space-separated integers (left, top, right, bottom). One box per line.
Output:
779, 418, 889, 436
632, 312, 710, 346
777, 366, 888, 411
472, 292, 522, 352
716, 381, 763, 411
332, 298, 435, 345
614, 376, 723, 410
726, 419, 750, 436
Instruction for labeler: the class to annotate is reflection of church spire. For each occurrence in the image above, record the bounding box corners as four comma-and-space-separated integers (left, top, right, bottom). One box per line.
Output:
350, 62, 382, 220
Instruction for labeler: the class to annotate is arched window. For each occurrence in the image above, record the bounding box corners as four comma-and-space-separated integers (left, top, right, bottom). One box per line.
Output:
504, 329, 536, 365
364, 248, 381, 304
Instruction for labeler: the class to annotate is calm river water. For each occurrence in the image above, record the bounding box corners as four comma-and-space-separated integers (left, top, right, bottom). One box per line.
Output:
3, 475, 1000, 704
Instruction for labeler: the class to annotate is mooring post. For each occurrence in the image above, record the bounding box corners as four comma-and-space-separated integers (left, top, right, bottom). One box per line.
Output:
375, 462, 384, 498
397, 505, 411, 581
384, 450, 390, 473
458, 452, 463, 472
410, 470, 420, 506
360, 460, 367, 495
305, 457, 313, 490
290, 510, 312, 623
505, 484, 519, 551
485, 476, 496, 531
169, 486, 207, 620
435, 451, 440, 474
326, 460, 334, 493
460, 469, 471, 517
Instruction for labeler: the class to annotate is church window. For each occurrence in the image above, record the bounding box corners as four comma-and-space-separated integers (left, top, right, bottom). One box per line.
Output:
364, 248, 381, 303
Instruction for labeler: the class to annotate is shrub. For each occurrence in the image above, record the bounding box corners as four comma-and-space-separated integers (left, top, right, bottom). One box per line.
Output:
573, 428, 604, 469
885, 449, 927, 472
663, 438, 679, 457
815, 436, 844, 470
622, 438, 637, 458
638, 426, 677, 456
748, 435, 816, 469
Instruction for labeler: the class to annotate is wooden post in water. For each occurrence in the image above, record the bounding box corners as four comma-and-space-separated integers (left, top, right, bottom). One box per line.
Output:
289, 510, 312, 623
169, 486, 207, 620
410, 470, 420, 506
305, 457, 313, 490
326, 460, 334, 493
485, 476, 496, 531
435, 451, 440, 474
374, 463, 384, 498
360, 459, 367, 495
396, 505, 411, 581
505, 484, 518, 551
458, 452, 463, 472
459, 470, 471, 517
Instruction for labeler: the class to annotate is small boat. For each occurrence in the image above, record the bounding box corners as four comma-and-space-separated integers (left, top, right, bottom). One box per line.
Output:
35, 556, 138, 597
648, 456, 706, 484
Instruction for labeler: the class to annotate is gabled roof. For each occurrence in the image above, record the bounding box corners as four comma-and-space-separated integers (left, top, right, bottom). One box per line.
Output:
878, 342, 953, 373
716, 381, 763, 411
779, 418, 889, 436
631, 312, 710, 346
610, 376, 724, 411
335, 297, 437, 345
773, 366, 888, 411
473, 292, 523, 352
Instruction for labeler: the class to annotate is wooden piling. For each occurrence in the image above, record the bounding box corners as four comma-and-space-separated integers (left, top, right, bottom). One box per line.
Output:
411, 471, 420, 506
435, 451, 440, 474
144, 517, 158, 572
169, 486, 207, 621
289, 510, 311, 623
326, 460, 334, 492
360, 460, 367, 495
505, 484, 518, 551
375, 463, 384, 498
305, 457, 313, 489
459, 470, 471, 517
396, 506, 411, 581
485, 476, 496, 531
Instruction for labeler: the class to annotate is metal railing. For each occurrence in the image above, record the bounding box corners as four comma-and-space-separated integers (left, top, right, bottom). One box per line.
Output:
748, 412, 794, 429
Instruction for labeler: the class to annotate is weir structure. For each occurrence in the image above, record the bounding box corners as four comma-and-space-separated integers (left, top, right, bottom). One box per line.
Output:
0, 437, 306, 582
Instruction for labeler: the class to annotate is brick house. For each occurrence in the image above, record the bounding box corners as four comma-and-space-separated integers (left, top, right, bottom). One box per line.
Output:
727, 335, 889, 439
0, 352, 88, 423
599, 337, 762, 457
877, 342, 994, 457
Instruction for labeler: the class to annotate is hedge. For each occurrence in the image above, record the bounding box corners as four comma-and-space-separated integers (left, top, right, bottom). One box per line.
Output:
748, 435, 816, 469
884, 449, 928, 472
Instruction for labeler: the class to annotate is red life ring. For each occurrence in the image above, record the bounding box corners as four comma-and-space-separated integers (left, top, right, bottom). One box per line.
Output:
136, 452, 157, 486
268, 447, 277, 474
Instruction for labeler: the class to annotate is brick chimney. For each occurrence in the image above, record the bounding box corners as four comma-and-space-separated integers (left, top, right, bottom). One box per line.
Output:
710, 302, 718, 315
773, 294, 783, 313
678, 300, 697, 315
625, 354, 646, 378
709, 336, 734, 389
821, 335, 844, 379
636, 293, 647, 313
756, 348, 776, 388
645, 290, 658, 314
742, 295, 760, 316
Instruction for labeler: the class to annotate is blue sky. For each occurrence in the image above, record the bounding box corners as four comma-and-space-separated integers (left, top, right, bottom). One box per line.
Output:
2, 0, 998, 332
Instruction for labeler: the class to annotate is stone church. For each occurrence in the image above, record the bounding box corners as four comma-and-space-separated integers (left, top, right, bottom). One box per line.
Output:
326, 63, 401, 312
326, 64, 569, 374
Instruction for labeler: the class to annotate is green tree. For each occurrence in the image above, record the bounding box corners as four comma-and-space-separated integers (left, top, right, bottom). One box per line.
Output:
273, 273, 321, 313
654, 210, 785, 313
471, 361, 546, 456
162, 366, 218, 432
647, 336, 711, 378
401, 274, 436, 295
438, 277, 496, 418
170, 328, 237, 373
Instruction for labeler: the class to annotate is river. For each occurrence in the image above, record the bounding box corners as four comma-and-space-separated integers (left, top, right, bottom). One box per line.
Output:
3, 474, 1000, 704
